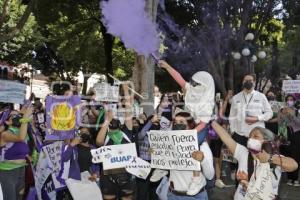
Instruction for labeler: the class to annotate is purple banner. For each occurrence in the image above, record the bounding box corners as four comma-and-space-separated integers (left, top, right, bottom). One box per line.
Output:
45, 95, 81, 140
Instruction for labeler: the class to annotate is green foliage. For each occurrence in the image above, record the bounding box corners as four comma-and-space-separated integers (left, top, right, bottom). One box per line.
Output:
0, 0, 44, 64
33, 0, 134, 82
279, 25, 300, 73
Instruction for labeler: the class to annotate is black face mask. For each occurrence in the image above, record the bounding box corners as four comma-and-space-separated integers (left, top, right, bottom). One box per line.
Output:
80, 134, 91, 143
150, 124, 160, 130
267, 96, 275, 101
172, 123, 187, 130
243, 81, 253, 90
109, 119, 121, 130
11, 114, 23, 128
132, 126, 140, 133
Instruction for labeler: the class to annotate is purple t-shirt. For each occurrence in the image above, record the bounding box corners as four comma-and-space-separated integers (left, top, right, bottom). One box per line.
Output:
0, 128, 29, 161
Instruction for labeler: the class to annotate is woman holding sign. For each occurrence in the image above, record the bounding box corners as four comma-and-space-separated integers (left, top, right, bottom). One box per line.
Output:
211, 121, 298, 200
96, 83, 135, 200
0, 105, 33, 200
158, 60, 215, 195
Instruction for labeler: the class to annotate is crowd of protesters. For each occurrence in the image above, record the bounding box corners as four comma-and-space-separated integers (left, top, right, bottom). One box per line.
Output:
0, 60, 299, 200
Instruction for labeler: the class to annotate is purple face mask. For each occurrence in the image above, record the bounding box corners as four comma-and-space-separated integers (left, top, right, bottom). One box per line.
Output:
287, 100, 295, 107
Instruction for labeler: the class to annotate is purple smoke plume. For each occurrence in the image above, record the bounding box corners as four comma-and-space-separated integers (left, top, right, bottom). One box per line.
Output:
101, 0, 160, 56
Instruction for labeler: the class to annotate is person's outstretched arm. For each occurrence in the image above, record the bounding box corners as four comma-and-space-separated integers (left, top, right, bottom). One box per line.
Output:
158, 60, 186, 88
211, 121, 237, 154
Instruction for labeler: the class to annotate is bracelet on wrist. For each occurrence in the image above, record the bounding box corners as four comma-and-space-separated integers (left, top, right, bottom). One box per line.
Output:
20, 118, 32, 124
268, 154, 274, 164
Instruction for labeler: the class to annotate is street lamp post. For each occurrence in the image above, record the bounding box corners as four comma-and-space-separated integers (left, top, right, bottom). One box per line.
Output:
30, 50, 37, 96
232, 33, 266, 74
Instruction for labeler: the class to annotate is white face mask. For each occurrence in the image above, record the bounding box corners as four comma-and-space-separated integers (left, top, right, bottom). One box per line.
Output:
188, 85, 206, 98
247, 138, 262, 154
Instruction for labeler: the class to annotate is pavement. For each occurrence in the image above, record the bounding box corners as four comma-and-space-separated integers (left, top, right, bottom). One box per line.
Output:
208, 172, 300, 200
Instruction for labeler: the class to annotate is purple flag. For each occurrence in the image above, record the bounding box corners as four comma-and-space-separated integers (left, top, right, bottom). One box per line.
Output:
45, 95, 81, 140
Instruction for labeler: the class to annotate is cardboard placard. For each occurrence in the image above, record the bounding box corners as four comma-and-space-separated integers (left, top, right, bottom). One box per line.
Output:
94, 83, 119, 102
282, 80, 300, 94
66, 171, 103, 200
269, 101, 286, 113
45, 95, 81, 140
91, 143, 137, 170
0, 80, 26, 104
148, 130, 200, 171
125, 156, 151, 179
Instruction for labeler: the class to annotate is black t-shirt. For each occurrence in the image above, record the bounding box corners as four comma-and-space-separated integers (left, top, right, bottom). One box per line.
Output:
77, 144, 93, 172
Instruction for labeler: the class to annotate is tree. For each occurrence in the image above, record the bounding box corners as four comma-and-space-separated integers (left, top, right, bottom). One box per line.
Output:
33, 0, 134, 94
0, 0, 43, 64
0, 0, 36, 43
157, 0, 283, 95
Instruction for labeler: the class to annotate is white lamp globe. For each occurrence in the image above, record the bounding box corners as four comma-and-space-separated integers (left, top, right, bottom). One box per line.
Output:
251, 55, 257, 63
258, 51, 267, 59
242, 48, 251, 56
233, 52, 241, 60
245, 33, 255, 41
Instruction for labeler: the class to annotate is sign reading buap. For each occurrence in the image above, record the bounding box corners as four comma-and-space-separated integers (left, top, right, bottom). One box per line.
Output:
148, 130, 200, 171
94, 83, 119, 102
282, 80, 300, 94
0, 80, 26, 104
92, 143, 137, 170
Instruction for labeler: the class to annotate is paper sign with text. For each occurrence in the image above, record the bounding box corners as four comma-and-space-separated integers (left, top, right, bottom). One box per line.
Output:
148, 130, 200, 171
66, 171, 103, 200
91, 146, 113, 163
0, 80, 26, 104
269, 101, 286, 113
125, 156, 151, 180
43, 141, 65, 190
282, 80, 300, 94
244, 163, 275, 200
94, 83, 119, 102
92, 143, 137, 170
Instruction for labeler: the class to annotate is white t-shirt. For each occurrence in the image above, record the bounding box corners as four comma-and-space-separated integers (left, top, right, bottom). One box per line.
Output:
233, 144, 282, 200
169, 142, 214, 191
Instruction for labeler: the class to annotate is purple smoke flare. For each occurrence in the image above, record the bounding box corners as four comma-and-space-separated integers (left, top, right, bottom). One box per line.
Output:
101, 0, 160, 56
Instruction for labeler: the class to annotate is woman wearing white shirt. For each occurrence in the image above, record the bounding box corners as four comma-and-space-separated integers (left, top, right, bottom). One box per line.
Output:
211, 121, 298, 200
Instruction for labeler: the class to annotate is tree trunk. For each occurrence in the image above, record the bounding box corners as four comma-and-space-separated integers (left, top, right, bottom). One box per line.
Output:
271, 39, 280, 85
132, 0, 159, 116
82, 75, 89, 95
100, 22, 114, 84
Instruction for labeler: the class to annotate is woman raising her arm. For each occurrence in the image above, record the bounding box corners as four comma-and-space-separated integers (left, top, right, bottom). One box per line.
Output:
211, 121, 298, 200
